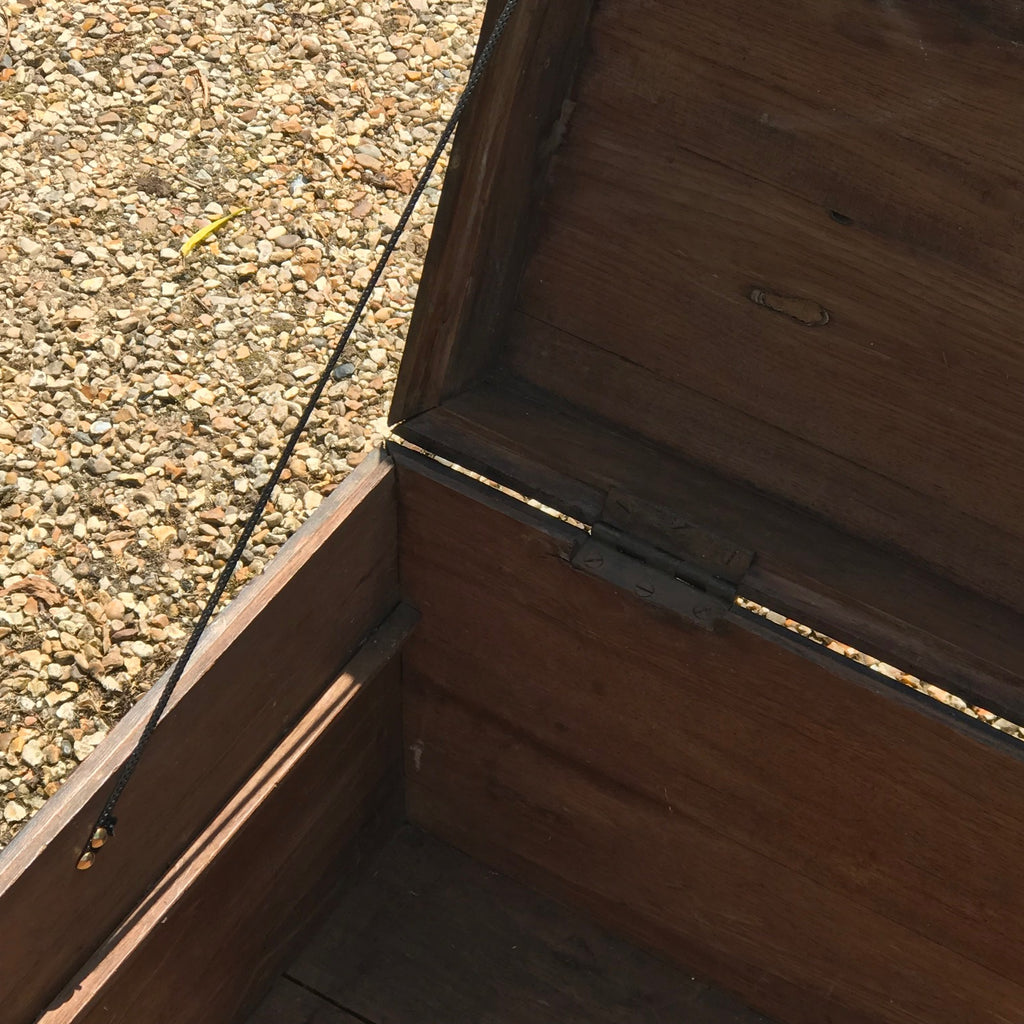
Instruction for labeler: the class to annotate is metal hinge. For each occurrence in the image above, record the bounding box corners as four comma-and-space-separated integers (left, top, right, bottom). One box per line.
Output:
570, 489, 754, 630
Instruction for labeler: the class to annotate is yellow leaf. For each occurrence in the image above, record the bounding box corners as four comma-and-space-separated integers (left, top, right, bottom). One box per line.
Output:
180, 209, 246, 257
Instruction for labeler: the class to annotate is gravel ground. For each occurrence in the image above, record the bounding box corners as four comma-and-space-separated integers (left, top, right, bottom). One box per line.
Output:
0, 0, 485, 848
3, 0, 1019, 855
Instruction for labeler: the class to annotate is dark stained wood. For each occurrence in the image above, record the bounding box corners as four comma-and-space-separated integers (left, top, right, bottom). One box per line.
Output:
574, 0, 1024, 293
246, 979, 363, 1024
283, 826, 775, 1024
391, 0, 1024, 628
503, 0, 1024, 615
395, 456, 1024, 1024
41, 604, 415, 1024
516, 107, 1024, 606
389, 0, 595, 423
392, 387, 1024, 725
505, 313, 1024, 618
0, 452, 400, 1024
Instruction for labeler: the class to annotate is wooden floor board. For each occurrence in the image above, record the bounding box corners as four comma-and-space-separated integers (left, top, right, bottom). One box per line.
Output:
256, 826, 774, 1024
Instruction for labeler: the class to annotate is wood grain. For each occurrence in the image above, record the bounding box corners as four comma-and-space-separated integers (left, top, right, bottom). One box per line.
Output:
393, 387, 1024, 725
577, 0, 1024, 291
389, 0, 1024, 685
41, 605, 414, 1024
285, 825, 774, 1024
505, 313, 1024, 618
246, 979, 363, 1024
515, 130, 1024, 552
389, 0, 594, 423
396, 457, 1024, 1024
0, 451, 399, 1024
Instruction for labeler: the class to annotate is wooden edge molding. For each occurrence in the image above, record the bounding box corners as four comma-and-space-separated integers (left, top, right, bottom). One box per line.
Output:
39, 603, 417, 1024
0, 449, 399, 1024
395, 381, 1024, 724
389, 0, 596, 423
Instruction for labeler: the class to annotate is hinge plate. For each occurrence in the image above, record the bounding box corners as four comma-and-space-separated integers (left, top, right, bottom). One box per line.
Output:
570, 491, 754, 629
571, 526, 733, 629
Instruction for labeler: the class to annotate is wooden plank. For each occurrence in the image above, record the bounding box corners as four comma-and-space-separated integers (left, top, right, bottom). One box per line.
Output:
246, 979, 364, 1024
0, 451, 399, 1024
389, 0, 594, 423
488, 0, 1024, 614
575, 0, 1024, 292
40, 605, 414, 1024
505, 313, 1024, 618
514, 140, 1024, 557
513, 140, 1024, 586
286, 825, 775, 1024
395, 457, 1024, 1024
393, 388, 1024, 725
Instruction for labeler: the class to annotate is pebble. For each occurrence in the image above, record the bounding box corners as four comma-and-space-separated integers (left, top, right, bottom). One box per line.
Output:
3, 802, 28, 823
0, 0, 486, 850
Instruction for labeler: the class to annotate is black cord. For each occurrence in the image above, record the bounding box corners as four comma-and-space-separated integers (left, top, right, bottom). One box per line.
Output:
79, 0, 523, 867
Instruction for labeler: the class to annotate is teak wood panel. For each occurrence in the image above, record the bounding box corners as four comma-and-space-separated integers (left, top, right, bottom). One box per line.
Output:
395, 453, 1024, 1024
247, 980, 364, 1024
507, 0, 1024, 610
396, 387, 1024, 725
0, 452, 399, 1024
506, 314, 1024, 618
277, 825, 775, 1024
389, 0, 595, 422
42, 606, 414, 1024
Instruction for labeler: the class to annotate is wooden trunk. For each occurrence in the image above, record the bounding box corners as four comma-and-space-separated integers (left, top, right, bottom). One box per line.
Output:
3, 2, 1024, 1022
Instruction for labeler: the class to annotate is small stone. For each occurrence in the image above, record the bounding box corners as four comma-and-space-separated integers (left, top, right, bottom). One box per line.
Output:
354, 152, 382, 172
81, 276, 105, 293
21, 649, 45, 672
332, 362, 356, 381
303, 491, 323, 511
151, 525, 177, 544
18, 237, 42, 257
89, 420, 113, 436
265, 225, 287, 240
66, 305, 94, 325
73, 734, 105, 761
3, 802, 28, 823
274, 233, 302, 249
21, 740, 44, 767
